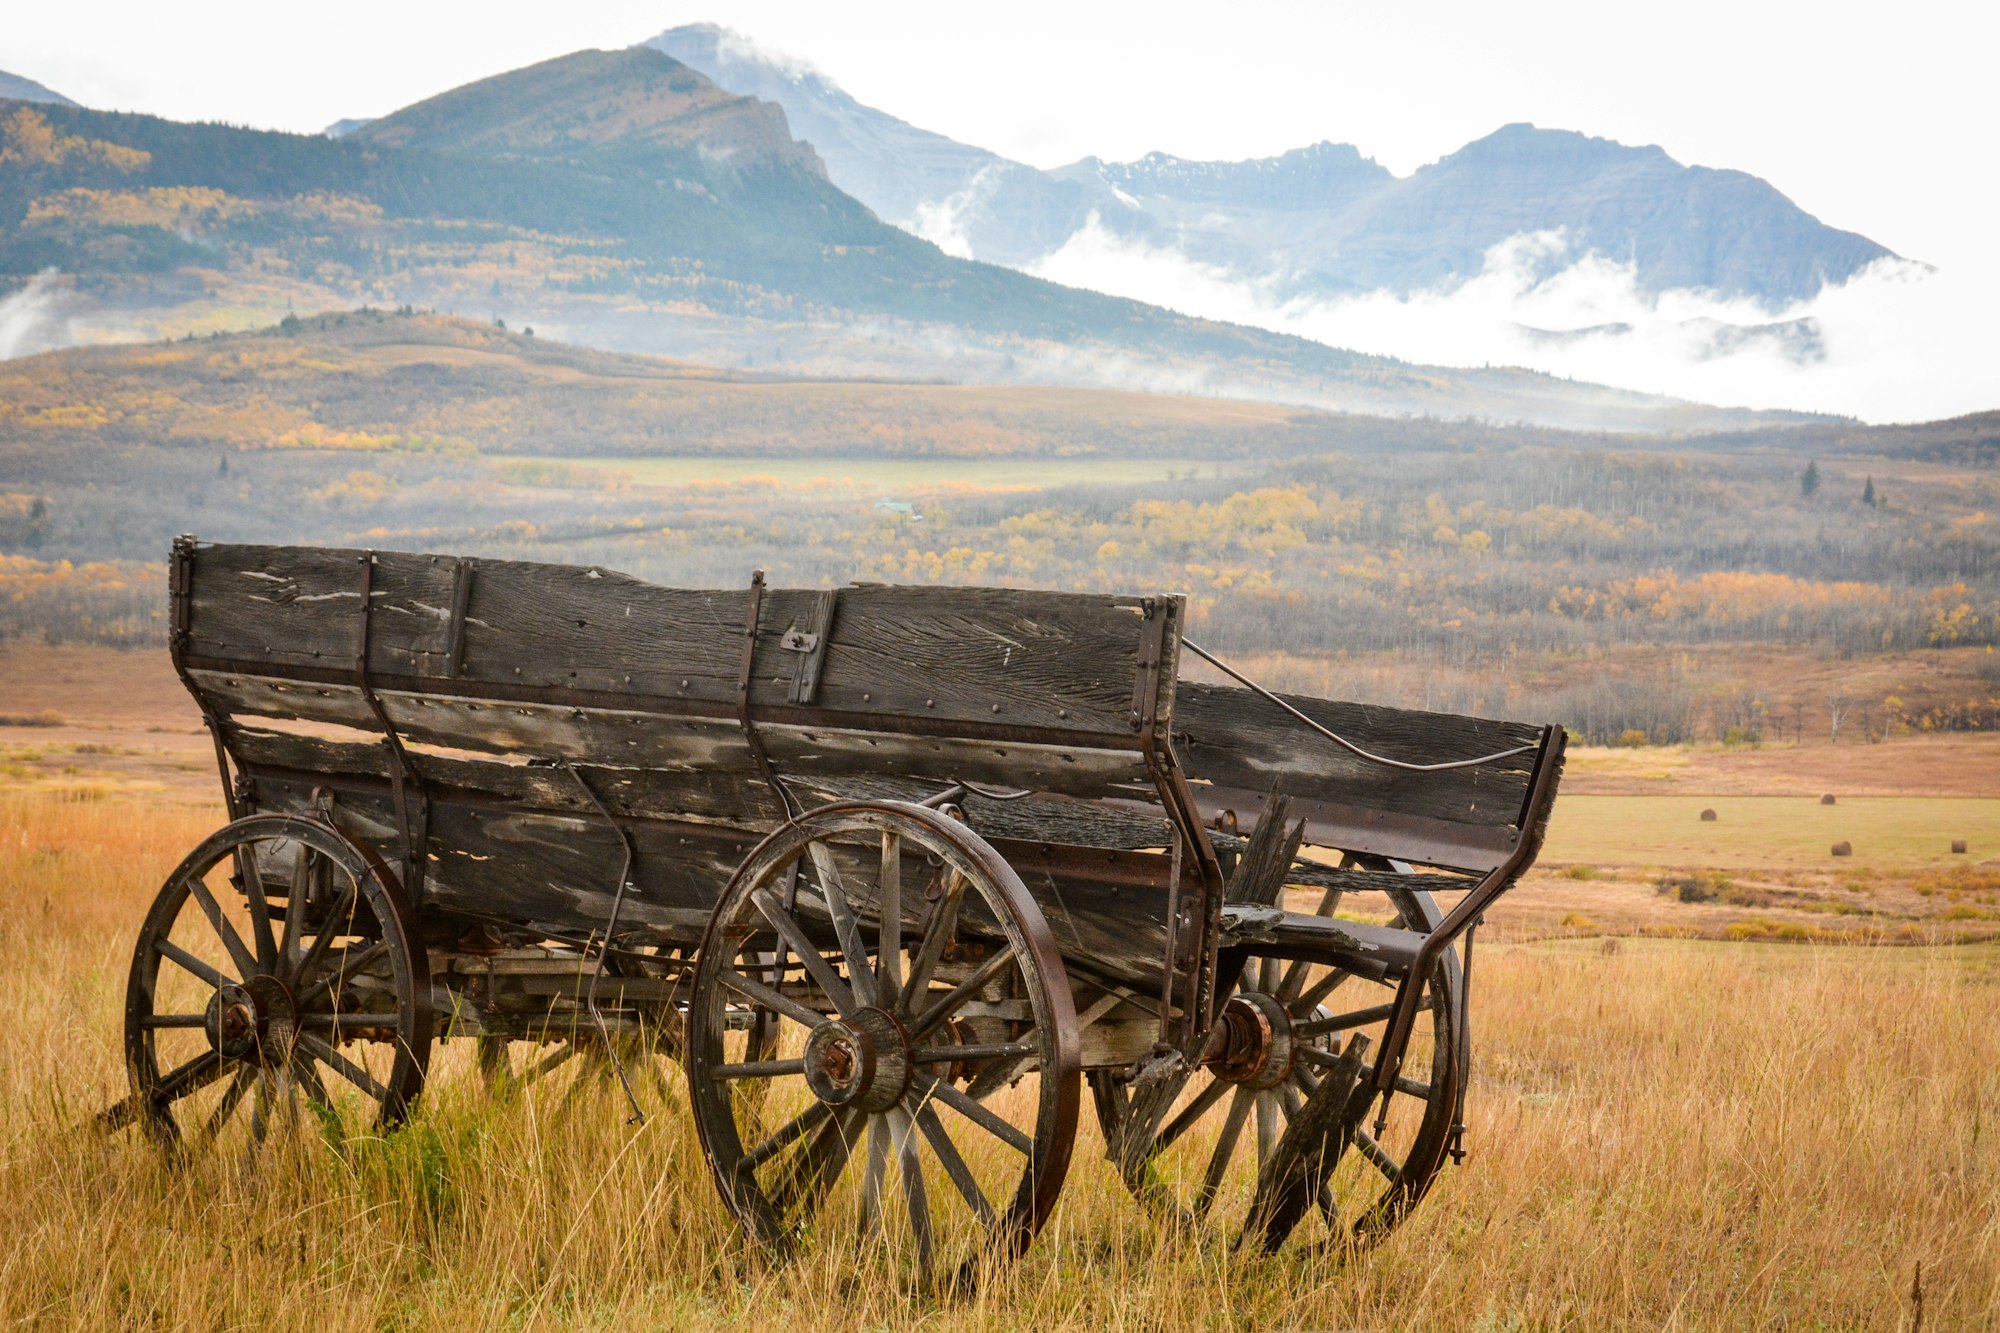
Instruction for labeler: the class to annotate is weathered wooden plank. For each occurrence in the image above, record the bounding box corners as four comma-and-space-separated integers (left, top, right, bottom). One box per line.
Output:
226, 726, 788, 825
787, 773, 1174, 850
203, 667, 1155, 799
247, 774, 750, 945
801, 585, 1169, 738
757, 723, 1153, 799
1174, 682, 1542, 829
185, 545, 459, 671
184, 543, 1178, 744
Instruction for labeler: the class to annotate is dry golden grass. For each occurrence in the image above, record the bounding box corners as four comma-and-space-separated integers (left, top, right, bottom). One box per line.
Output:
3, 789, 1997, 1329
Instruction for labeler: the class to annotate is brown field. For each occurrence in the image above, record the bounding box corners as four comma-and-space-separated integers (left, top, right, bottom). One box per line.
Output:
2, 644, 1999, 1326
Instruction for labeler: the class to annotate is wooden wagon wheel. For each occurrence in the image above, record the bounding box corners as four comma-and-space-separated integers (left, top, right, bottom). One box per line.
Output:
687, 801, 1080, 1287
1090, 870, 1462, 1252
113, 814, 432, 1149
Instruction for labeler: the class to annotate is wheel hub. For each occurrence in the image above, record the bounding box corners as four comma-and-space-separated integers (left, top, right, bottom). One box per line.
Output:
1202, 991, 1296, 1090
802, 1007, 911, 1113
204, 974, 297, 1063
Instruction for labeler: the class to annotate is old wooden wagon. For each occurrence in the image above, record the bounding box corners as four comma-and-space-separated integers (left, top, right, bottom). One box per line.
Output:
109, 536, 1563, 1281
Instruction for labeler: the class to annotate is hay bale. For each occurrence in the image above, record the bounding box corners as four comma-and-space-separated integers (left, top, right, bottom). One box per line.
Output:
1831, 841, 1853, 857
1820, 793, 1837, 805
1699, 808, 1718, 822
1952, 840, 1969, 855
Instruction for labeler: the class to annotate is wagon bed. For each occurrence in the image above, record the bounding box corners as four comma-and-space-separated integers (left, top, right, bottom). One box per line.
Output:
112, 537, 1563, 1280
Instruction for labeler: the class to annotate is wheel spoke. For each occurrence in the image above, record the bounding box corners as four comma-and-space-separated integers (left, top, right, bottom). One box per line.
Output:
751, 887, 856, 1015
859, 1115, 888, 1238
1198, 1088, 1253, 1215
297, 1033, 389, 1103
877, 831, 903, 1001
740, 1101, 834, 1175
804, 846, 878, 1007
770, 1106, 863, 1220
294, 939, 388, 1007
1151, 1075, 1227, 1154
912, 1102, 996, 1227
291, 1051, 331, 1106
184, 871, 258, 980
151, 1049, 226, 1105
141, 1013, 208, 1029
155, 936, 230, 990
289, 882, 359, 990
912, 1072, 1032, 1155
899, 870, 967, 1014
281, 845, 314, 967
1295, 964, 1375, 1013
907, 946, 1017, 1042
233, 842, 278, 972
716, 967, 825, 1031
1255, 1090, 1278, 1173
201, 1064, 255, 1140
1353, 1126, 1403, 1183
1298, 997, 1427, 1038
713, 1057, 805, 1080
891, 1106, 933, 1276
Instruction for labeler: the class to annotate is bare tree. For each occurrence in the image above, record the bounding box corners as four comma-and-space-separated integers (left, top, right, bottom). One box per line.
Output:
1827, 691, 1854, 744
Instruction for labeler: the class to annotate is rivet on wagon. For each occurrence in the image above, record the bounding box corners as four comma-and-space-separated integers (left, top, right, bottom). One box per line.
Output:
991, 703, 1002, 713
862, 692, 871, 702
681, 679, 690, 689
925, 698, 935, 708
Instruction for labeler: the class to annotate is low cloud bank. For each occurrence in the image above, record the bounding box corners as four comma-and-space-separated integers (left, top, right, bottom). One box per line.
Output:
1029, 221, 1989, 423
0, 271, 73, 361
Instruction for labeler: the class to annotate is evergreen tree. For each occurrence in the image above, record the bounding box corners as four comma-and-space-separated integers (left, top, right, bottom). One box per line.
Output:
1862, 476, 1876, 507
1801, 460, 1820, 497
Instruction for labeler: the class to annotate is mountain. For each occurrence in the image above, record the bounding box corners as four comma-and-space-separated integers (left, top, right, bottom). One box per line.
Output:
352, 47, 824, 176
653, 25, 1896, 307
0, 52, 1813, 432
646, 23, 1145, 267
0, 69, 77, 107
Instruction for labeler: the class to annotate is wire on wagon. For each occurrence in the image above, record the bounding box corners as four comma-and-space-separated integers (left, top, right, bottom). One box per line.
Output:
1179, 638, 1538, 773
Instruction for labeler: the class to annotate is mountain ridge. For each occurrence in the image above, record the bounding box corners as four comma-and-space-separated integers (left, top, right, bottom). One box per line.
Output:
0, 59, 1824, 433
0, 70, 78, 108
653, 24, 1897, 308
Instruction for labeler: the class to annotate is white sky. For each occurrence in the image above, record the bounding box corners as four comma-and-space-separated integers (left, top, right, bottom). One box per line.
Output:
8, 2, 1998, 419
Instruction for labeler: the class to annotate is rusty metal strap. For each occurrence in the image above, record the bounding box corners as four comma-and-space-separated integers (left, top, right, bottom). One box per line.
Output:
356, 551, 430, 901
736, 569, 797, 817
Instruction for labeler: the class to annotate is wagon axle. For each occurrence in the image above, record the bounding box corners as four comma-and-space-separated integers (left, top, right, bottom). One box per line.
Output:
204, 977, 296, 1062
1201, 991, 1300, 1091
801, 1007, 913, 1113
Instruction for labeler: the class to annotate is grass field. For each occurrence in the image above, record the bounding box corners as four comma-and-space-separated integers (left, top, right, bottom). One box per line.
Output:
1544, 795, 1999, 871
535, 455, 1235, 493
2, 784, 1997, 1328
2, 643, 1998, 1325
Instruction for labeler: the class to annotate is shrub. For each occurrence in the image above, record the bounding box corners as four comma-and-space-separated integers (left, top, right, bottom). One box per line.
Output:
1560, 863, 1601, 880
1657, 871, 1732, 904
